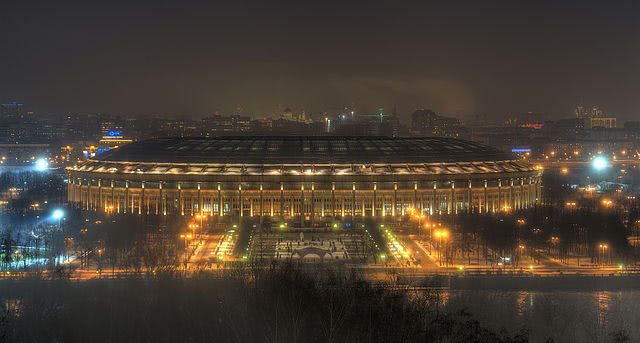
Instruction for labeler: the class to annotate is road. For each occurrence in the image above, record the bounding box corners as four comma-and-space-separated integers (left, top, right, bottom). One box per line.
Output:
189, 234, 224, 265
403, 236, 439, 272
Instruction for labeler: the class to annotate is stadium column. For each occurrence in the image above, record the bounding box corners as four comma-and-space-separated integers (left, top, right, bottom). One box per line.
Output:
468, 180, 472, 214
67, 176, 71, 203
197, 183, 202, 215
351, 183, 356, 218
497, 179, 501, 212
413, 182, 418, 214
484, 180, 489, 214
331, 182, 336, 217
178, 182, 183, 216
210, 190, 214, 218
239, 184, 243, 218
111, 180, 116, 213
431, 182, 436, 215
140, 181, 145, 215
310, 183, 314, 226
218, 183, 222, 218
510, 178, 514, 210
79, 179, 84, 210
392, 183, 397, 217
372, 183, 376, 217
300, 185, 304, 226
98, 179, 102, 211
270, 194, 274, 216
124, 181, 129, 214
521, 178, 525, 209
160, 182, 166, 216
87, 180, 91, 210
449, 182, 454, 215
259, 184, 263, 226
280, 183, 284, 217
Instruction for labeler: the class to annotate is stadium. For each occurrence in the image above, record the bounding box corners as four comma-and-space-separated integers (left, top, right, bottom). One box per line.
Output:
66, 136, 542, 224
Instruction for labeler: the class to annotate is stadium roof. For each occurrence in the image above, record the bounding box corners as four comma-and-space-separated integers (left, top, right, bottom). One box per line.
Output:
93, 136, 515, 165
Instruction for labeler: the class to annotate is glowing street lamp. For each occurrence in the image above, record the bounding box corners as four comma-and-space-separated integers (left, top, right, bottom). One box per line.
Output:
52, 209, 64, 220
599, 243, 608, 264
434, 230, 449, 266
34, 158, 49, 171
195, 213, 206, 235
592, 157, 608, 171
179, 233, 193, 270
51, 209, 64, 228
179, 234, 193, 251
188, 223, 199, 237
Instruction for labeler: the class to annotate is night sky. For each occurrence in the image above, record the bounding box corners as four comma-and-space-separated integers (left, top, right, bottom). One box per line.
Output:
1, 0, 639, 121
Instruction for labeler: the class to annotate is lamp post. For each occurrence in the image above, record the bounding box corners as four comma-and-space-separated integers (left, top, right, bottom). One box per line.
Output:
180, 234, 193, 270
14, 249, 19, 269
195, 213, 205, 236
188, 223, 199, 238
599, 244, 608, 265
434, 230, 448, 266
52, 209, 64, 229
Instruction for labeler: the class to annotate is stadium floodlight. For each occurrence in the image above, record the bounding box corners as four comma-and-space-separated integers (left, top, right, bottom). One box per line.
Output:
592, 157, 608, 171
35, 158, 49, 171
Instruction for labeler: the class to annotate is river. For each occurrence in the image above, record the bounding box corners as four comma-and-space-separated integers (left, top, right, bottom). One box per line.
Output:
435, 289, 639, 342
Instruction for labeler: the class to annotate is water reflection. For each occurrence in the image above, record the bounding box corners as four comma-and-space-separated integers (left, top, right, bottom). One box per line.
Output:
4, 298, 22, 318
515, 291, 533, 317
418, 288, 640, 342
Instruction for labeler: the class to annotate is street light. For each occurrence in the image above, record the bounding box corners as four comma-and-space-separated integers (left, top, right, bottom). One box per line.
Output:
179, 233, 193, 270
593, 157, 608, 171
188, 223, 199, 237
434, 230, 449, 266
599, 244, 608, 264
52, 209, 64, 220
195, 213, 206, 235
34, 158, 49, 172
51, 209, 64, 228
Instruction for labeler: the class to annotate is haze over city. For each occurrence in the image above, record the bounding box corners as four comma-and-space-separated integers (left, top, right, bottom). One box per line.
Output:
2, 0, 639, 121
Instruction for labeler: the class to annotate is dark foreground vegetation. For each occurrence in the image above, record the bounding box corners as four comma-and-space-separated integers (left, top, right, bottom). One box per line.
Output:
0, 265, 530, 343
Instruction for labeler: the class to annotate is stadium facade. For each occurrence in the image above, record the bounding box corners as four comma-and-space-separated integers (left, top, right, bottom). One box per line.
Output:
66, 137, 542, 223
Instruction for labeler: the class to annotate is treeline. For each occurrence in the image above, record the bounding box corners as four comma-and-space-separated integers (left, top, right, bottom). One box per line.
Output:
438, 204, 636, 266
0, 265, 530, 343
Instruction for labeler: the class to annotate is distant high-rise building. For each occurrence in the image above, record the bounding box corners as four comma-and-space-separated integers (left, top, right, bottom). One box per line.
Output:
575, 104, 604, 118
100, 120, 124, 137
585, 117, 616, 129
0, 102, 24, 121
574, 105, 588, 118
410, 109, 466, 138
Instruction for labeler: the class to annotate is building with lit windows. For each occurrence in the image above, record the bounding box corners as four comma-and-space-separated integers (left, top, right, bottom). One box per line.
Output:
66, 136, 542, 224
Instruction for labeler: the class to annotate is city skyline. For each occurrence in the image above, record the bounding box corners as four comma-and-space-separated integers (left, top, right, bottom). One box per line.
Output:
2, 1, 639, 120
